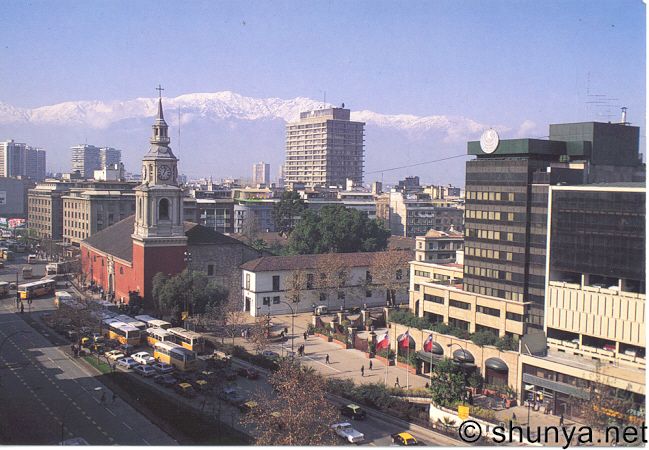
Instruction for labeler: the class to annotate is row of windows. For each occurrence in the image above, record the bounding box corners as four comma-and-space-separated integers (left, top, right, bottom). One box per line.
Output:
465, 228, 517, 242
465, 265, 511, 280
449, 299, 471, 310
466, 191, 516, 202
423, 293, 444, 304
476, 305, 500, 317
466, 210, 517, 222
464, 283, 525, 302
414, 270, 431, 278
465, 246, 514, 261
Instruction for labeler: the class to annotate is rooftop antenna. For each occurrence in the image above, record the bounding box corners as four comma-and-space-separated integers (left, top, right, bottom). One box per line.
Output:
620, 107, 628, 125
323, 91, 326, 109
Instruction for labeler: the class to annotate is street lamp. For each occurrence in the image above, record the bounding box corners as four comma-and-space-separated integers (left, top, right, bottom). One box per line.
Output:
60, 387, 102, 444
183, 251, 192, 319
278, 301, 297, 354
447, 342, 470, 404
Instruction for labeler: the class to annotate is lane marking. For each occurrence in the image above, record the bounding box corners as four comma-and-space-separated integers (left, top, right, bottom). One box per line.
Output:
122, 422, 133, 431
105, 407, 116, 417
142, 438, 151, 445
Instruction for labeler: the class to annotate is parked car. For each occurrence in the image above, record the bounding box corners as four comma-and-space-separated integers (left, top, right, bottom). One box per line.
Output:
116, 357, 139, 369
118, 344, 135, 356
237, 367, 259, 380
175, 382, 196, 398
152, 362, 174, 374
262, 350, 280, 361
154, 374, 177, 387
391, 432, 418, 446
219, 387, 245, 405
194, 379, 209, 391
239, 400, 258, 413
331, 422, 365, 444
104, 350, 125, 361
133, 365, 157, 377
340, 403, 366, 420
132, 352, 155, 365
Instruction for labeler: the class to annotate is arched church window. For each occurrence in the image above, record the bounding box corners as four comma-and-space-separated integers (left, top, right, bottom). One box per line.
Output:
159, 198, 170, 220
138, 199, 142, 219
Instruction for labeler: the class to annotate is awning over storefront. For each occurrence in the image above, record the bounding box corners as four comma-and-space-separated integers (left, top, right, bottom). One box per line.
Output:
453, 348, 475, 364
429, 342, 444, 355
522, 373, 590, 400
416, 350, 444, 364
485, 357, 509, 373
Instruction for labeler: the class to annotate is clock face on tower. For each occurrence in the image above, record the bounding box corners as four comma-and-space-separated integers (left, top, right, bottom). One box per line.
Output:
158, 165, 172, 181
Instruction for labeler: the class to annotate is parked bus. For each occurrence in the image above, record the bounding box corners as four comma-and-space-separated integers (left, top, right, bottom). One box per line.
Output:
114, 315, 148, 343
21, 266, 33, 279
18, 279, 56, 300
153, 341, 198, 372
167, 327, 205, 354
46, 261, 72, 276
27, 254, 37, 264
134, 315, 172, 330
146, 327, 175, 347
102, 319, 140, 346
54, 290, 79, 308
0, 282, 9, 297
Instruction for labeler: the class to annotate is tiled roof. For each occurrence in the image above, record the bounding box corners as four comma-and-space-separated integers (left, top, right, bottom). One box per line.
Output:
82, 215, 250, 262
240, 250, 412, 272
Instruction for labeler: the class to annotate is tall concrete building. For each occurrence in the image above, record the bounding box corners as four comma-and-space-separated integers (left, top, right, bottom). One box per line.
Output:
252, 161, 270, 186
284, 107, 365, 188
0, 140, 46, 181
71, 144, 101, 178
100, 147, 121, 170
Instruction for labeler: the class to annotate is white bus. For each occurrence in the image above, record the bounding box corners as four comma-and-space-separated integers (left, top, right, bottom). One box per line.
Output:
102, 319, 141, 346
167, 327, 205, 354
54, 290, 79, 308
134, 315, 172, 330
146, 327, 175, 347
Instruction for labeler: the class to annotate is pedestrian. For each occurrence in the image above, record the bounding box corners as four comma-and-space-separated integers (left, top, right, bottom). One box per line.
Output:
361, 365, 365, 377
100, 392, 106, 404
325, 354, 330, 364
395, 377, 400, 388
303, 331, 308, 341
20, 303, 24, 313
71, 343, 75, 354
369, 360, 373, 370
425, 382, 429, 389
512, 412, 517, 423
559, 414, 564, 427
112, 392, 117, 403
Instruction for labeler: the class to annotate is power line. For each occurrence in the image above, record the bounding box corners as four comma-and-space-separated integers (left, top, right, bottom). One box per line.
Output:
365, 153, 469, 175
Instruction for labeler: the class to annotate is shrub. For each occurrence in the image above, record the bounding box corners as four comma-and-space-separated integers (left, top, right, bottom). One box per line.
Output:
496, 335, 518, 351
470, 330, 498, 346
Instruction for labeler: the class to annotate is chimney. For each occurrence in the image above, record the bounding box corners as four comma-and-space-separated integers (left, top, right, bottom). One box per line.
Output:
621, 107, 628, 125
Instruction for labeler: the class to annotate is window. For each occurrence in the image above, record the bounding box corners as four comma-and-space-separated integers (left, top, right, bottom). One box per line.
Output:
396, 269, 403, 280
306, 273, 314, 289
119, 267, 123, 275
506, 312, 523, 322
414, 284, 420, 292
365, 290, 372, 298
414, 270, 430, 278
207, 265, 214, 276
449, 300, 470, 310
424, 293, 444, 304
262, 297, 270, 306
272, 296, 280, 304
272, 275, 280, 291
159, 198, 170, 220
366, 271, 372, 283
477, 305, 501, 317
337, 291, 345, 300
319, 293, 327, 302
245, 273, 250, 290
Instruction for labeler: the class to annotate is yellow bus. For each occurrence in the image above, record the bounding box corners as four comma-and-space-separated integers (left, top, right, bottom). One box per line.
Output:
167, 327, 205, 354
146, 327, 175, 347
153, 341, 198, 372
135, 315, 172, 330
102, 319, 141, 346
115, 315, 148, 343
18, 279, 56, 300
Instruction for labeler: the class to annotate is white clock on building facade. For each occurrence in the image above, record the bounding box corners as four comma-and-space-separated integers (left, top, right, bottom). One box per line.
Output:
158, 165, 172, 181
480, 129, 500, 154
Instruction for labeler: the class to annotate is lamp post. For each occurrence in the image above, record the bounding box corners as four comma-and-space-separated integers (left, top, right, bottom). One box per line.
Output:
60, 387, 102, 443
278, 301, 296, 354
447, 342, 469, 404
183, 251, 192, 320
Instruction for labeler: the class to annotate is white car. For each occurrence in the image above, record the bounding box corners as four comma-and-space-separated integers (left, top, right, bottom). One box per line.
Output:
331, 422, 365, 444
104, 350, 125, 361
132, 351, 155, 365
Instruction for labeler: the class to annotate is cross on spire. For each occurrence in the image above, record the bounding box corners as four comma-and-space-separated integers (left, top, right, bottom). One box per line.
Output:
156, 84, 164, 99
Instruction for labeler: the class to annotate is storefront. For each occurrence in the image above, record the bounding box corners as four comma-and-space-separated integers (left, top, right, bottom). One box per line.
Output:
485, 357, 509, 386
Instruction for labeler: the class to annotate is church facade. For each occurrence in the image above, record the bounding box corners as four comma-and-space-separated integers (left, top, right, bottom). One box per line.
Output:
80, 93, 262, 306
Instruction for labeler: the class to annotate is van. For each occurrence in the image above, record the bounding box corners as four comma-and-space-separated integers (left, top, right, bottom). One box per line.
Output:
315, 305, 328, 316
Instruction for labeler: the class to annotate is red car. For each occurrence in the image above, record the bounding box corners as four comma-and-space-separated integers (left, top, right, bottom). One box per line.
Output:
237, 367, 259, 380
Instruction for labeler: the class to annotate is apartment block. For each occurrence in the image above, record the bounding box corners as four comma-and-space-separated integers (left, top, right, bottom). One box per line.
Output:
387, 191, 464, 237
415, 229, 464, 264
285, 107, 365, 188
28, 180, 77, 240
0, 140, 46, 181
71, 144, 101, 178
252, 161, 270, 187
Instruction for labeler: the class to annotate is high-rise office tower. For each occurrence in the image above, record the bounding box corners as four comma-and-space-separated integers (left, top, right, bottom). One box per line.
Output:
252, 161, 270, 186
285, 107, 365, 188
463, 121, 643, 331
0, 140, 46, 181
71, 144, 101, 178
100, 147, 121, 169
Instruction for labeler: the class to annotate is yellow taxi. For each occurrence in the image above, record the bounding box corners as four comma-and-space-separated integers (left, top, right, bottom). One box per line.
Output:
391, 432, 418, 446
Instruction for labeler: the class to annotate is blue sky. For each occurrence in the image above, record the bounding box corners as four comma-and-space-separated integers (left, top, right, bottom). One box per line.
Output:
0, 0, 645, 133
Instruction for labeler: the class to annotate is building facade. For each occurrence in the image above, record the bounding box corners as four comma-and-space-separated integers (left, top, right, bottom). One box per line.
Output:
100, 147, 121, 170
71, 145, 101, 178
284, 107, 365, 188
415, 229, 464, 264
0, 177, 35, 219
28, 180, 78, 240
388, 191, 464, 237
0, 140, 46, 181
252, 161, 270, 187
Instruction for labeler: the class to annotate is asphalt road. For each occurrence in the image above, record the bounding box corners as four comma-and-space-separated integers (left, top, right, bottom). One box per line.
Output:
0, 257, 176, 445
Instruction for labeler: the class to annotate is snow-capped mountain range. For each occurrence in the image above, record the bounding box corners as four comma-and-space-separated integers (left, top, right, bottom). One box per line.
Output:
0, 91, 508, 184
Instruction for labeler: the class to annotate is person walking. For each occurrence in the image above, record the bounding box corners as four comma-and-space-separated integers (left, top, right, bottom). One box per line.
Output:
559, 414, 564, 427
325, 354, 330, 365
303, 331, 308, 341
369, 360, 373, 370
394, 377, 400, 388
20, 303, 24, 313
361, 365, 365, 377
100, 392, 106, 404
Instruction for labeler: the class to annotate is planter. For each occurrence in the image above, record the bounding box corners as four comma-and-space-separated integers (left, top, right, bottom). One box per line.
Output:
315, 332, 333, 342
332, 339, 348, 349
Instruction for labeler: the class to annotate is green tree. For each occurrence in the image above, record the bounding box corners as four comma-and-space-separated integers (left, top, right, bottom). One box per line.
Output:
272, 191, 306, 236
287, 205, 390, 255
151, 269, 227, 321
428, 358, 467, 407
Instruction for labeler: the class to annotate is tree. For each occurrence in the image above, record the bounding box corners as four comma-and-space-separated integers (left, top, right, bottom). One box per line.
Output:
428, 358, 467, 407
248, 316, 271, 355
240, 212, 262, 245
369, 250, 411, 306
221, 271, 248, 345
285, 269, 309, 307
287, 205, 390, 255
151, 269, 227, 321
272, 191, 306, 236
241, 359, 338, 445
315, 252, 351, 309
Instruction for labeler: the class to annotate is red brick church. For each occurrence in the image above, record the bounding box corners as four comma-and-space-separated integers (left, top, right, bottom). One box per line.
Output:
80, 93, 261, 306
